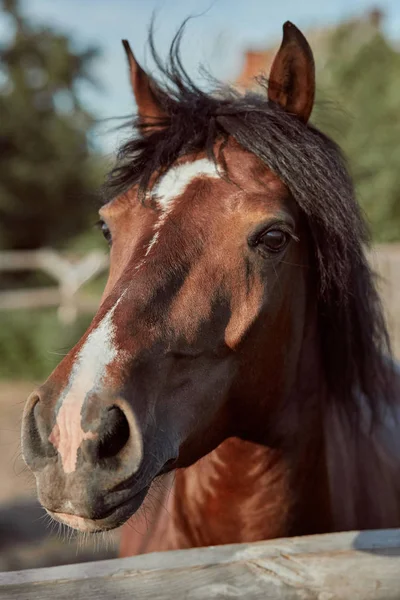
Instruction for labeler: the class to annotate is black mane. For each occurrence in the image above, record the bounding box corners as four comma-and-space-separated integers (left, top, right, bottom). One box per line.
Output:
104, 26, 394, 418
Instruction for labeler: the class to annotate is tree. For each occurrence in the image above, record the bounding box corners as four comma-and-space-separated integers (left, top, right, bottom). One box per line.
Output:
313, 13, 400, 242
0, 0, 104, 251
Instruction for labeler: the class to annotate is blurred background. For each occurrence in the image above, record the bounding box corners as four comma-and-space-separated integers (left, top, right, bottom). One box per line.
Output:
1, 0, 400, 572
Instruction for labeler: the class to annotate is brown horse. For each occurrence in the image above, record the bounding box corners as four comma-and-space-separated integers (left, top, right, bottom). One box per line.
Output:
22, 22, 400, 556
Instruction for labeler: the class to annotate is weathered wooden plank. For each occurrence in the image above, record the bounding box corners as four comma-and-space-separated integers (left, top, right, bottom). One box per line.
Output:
1, 529, 399, 600
0, 288, 100, 312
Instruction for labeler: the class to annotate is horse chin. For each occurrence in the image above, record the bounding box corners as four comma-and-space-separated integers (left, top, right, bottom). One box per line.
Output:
46, 485, 150, 533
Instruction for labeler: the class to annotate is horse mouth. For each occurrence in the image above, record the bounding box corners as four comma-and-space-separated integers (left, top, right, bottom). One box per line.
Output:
46, 485, 150, 533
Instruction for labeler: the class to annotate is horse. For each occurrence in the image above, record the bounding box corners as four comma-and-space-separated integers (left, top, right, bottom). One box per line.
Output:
21, 21, 400, 557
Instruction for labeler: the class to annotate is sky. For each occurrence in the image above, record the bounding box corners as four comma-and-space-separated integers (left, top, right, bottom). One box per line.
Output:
2, 0, 400, 153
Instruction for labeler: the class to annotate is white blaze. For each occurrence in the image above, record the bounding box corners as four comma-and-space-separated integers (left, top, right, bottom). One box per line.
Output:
142, 158, 219, 260
152, 158, 219, 211
49, 300, 121, 474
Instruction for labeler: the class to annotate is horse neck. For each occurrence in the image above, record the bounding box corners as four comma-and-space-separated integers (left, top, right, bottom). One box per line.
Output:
169, 433, 331, 549
151, 357, 400, 556
163, 302, 333, 548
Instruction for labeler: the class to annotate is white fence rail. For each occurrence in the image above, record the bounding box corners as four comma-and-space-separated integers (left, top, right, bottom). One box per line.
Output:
370, 244, 400, 357
0, 249, 109, 324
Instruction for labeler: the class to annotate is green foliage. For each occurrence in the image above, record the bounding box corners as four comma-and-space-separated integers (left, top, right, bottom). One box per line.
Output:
0, 0, 108, 379
0, 309, 92, 380
313, 20, 400, 242
0, 0, 105, 252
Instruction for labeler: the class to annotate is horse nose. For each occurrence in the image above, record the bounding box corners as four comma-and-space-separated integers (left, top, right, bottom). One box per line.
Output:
22, 389, 143, 476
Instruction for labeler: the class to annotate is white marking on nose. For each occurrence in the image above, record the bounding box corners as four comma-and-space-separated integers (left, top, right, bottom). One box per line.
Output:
152, 158, 219, 211
49, 299, 122, 474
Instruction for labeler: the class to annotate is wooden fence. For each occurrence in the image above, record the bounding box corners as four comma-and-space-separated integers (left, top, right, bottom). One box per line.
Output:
0, 249, 109, 324
370, 244, 400, 357
1, 529, 399, 599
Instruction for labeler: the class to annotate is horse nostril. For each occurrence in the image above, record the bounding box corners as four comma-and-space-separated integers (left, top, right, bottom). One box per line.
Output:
97, 405, 130, 460
22, 391, 56, 469
26, 395, 42, 449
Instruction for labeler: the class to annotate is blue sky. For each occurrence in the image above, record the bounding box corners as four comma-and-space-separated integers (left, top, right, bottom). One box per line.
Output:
2, 0, 400, 153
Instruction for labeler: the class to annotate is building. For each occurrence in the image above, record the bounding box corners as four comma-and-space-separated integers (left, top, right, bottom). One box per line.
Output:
236, 9, 384, 89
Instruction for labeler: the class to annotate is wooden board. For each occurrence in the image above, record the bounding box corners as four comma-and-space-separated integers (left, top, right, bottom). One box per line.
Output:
1, 529, 400, 599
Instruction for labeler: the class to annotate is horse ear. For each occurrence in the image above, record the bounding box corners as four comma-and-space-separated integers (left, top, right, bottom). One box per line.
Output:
268, 22, 315, 123
122, 39, 165, 121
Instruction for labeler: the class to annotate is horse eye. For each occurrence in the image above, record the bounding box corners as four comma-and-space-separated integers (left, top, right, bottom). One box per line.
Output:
98, 220, 112, 245
259, 229, 289, 253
